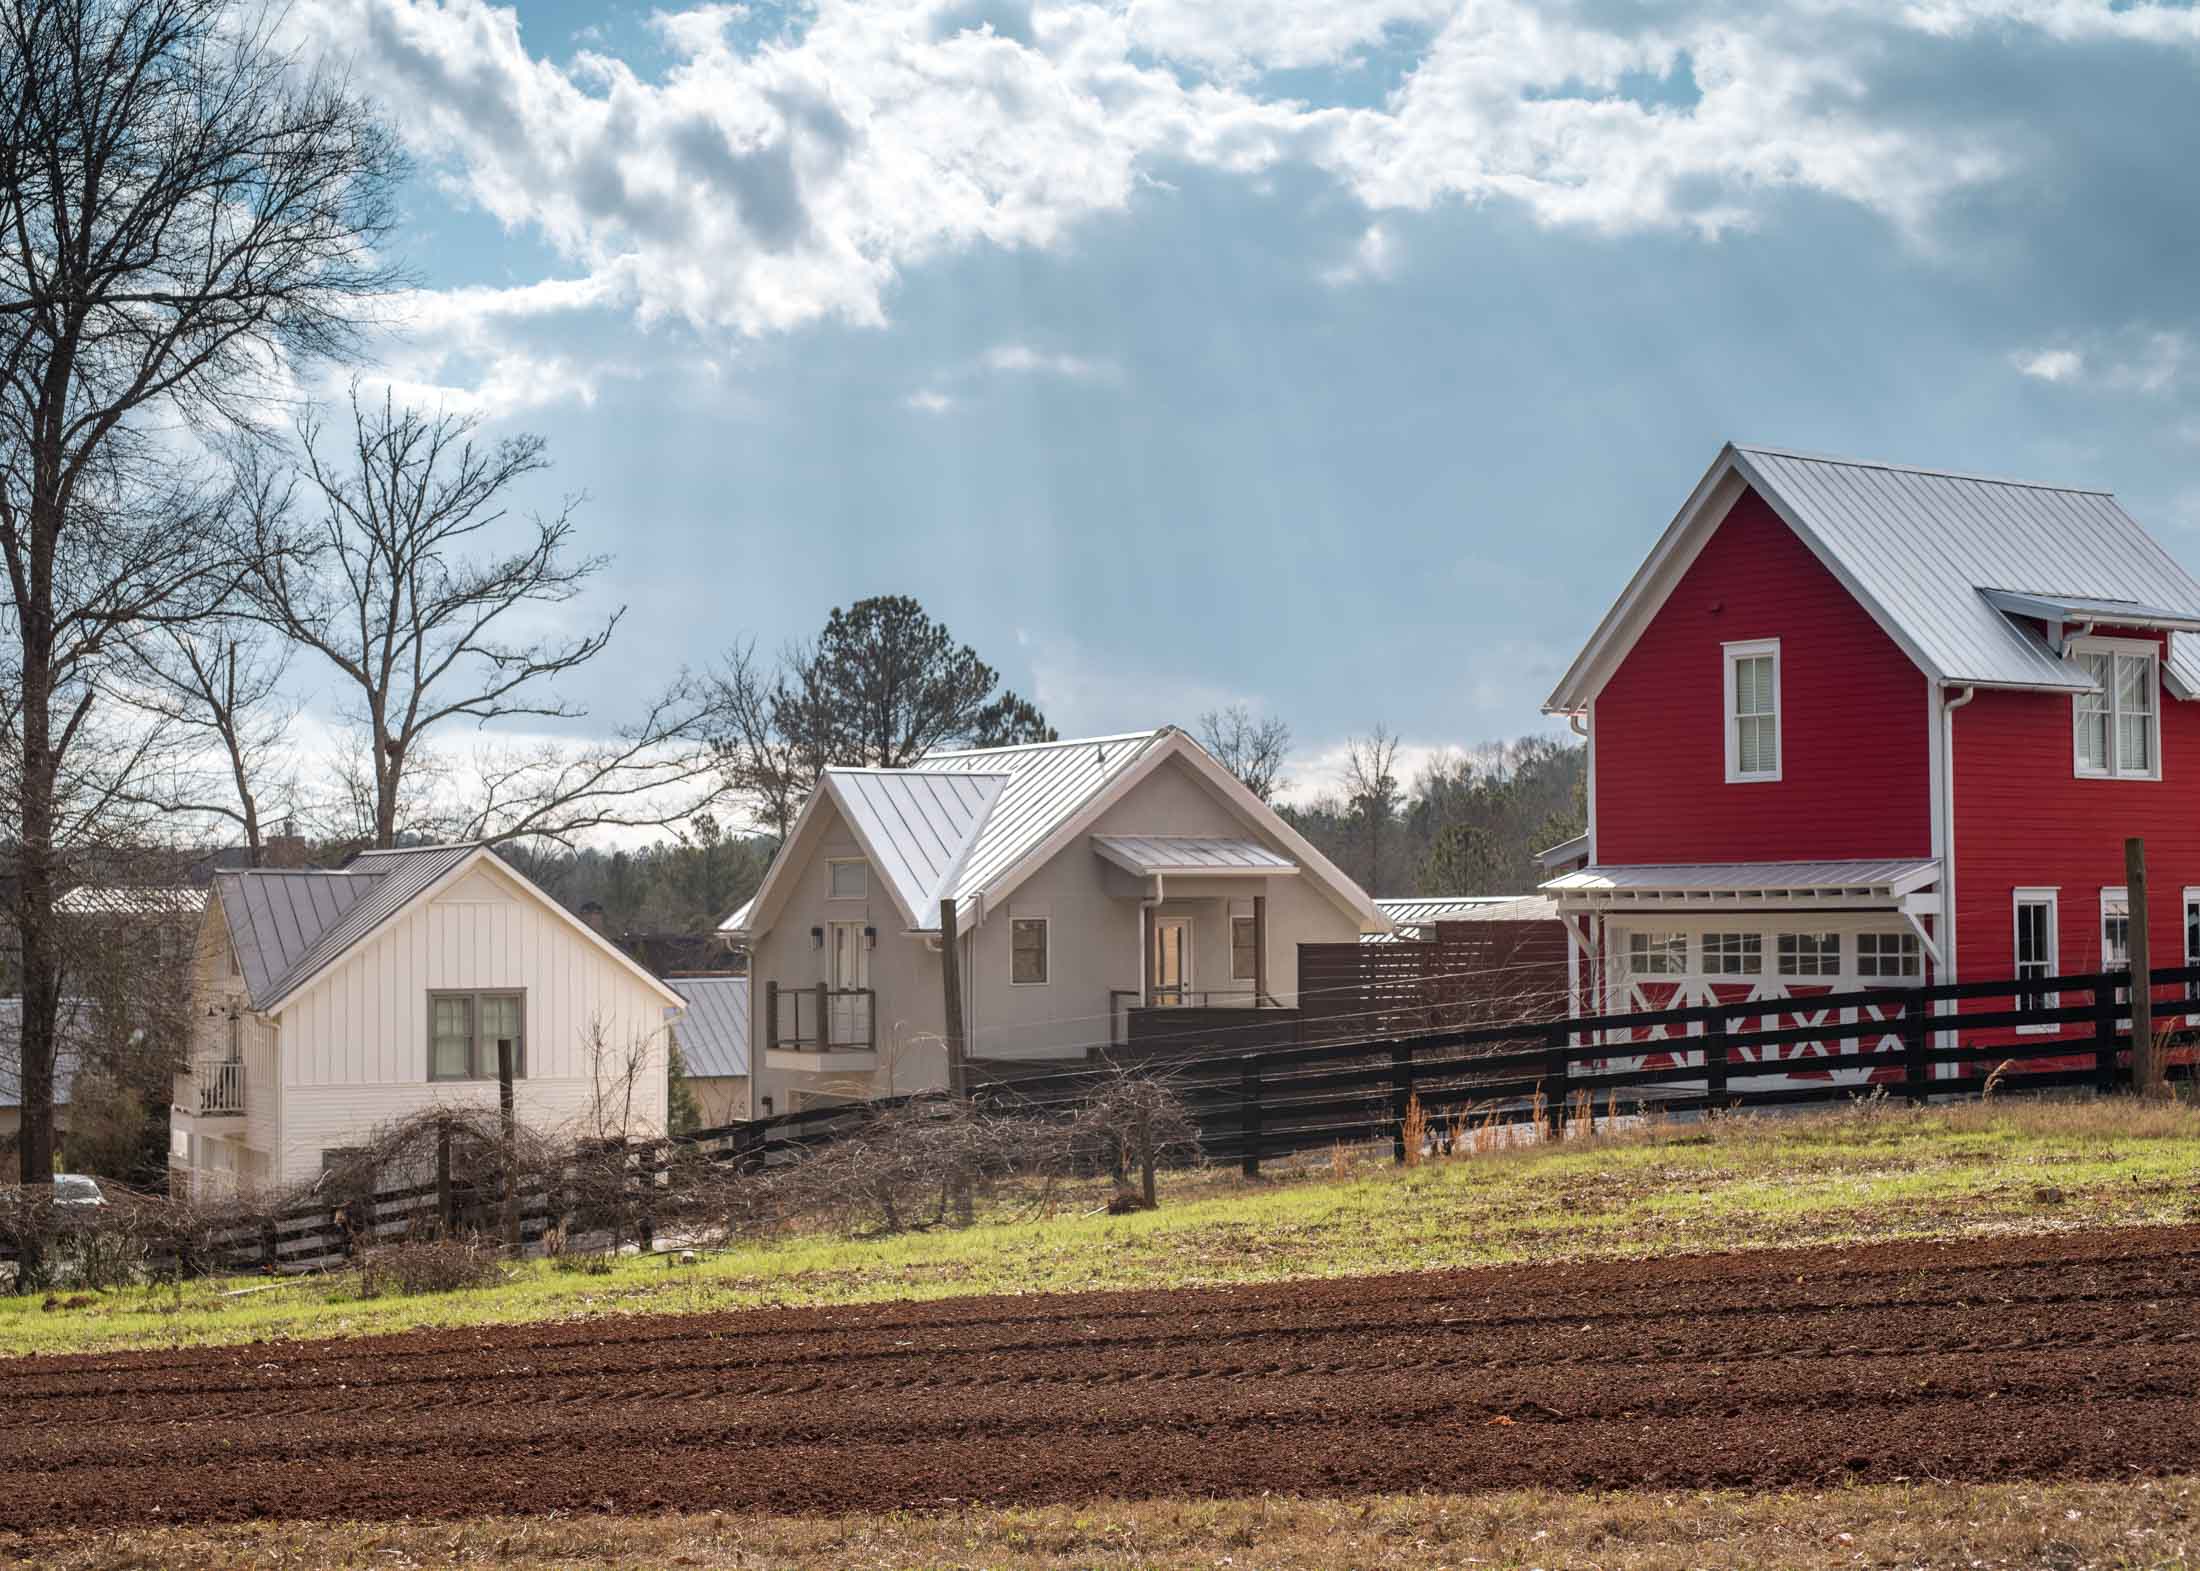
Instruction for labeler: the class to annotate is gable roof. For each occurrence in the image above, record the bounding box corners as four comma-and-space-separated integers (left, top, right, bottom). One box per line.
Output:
1546, 443, 2200, 712
668, 976, 750, 1078
213, 844, 682, 1013
725, 728, 1388, 937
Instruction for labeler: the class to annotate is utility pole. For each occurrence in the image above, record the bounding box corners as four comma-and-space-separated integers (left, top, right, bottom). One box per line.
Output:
2125, 837, 2157, 1095
940, 898, 967, 1098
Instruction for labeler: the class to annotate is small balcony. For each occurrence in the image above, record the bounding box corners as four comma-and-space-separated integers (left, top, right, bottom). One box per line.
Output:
763, 983, 878, 1072
186, 1056, 246, 1117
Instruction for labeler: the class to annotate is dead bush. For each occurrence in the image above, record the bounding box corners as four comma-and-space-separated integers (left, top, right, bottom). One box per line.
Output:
768, 1096, 1059, 1236
353, 1237, 505, 1298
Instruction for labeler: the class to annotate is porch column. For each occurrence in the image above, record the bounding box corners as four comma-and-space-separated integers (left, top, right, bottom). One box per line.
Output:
1141, 902, 1154, 1009
1253, 894, 1269, 1006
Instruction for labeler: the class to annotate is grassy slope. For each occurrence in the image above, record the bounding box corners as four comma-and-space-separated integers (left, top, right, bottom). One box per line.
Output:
6, 1097, 2199, 1359
16, 1480, 2200, 1570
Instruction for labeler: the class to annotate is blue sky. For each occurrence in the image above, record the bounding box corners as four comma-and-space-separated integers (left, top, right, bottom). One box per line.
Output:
289, 0, 2200, 797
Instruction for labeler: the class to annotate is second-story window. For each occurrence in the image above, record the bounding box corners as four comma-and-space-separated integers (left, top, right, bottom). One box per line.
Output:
1010, 917, 1049, 985
430, 991, 527, 1080
2072, 640, 2159, 779
1723, 639, 1781, 782
828, 859, 868, 899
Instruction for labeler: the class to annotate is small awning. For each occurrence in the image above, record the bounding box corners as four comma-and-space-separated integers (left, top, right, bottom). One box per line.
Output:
1981, 588, 2200, 637
1091, 835, 1299, 877
1542, 858, 1940, 909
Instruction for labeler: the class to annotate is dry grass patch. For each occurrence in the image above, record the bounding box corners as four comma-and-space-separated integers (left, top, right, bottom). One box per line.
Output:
10, 1479, 2196, 1570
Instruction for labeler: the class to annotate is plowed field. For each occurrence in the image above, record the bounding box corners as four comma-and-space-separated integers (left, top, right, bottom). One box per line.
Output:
4, 1225, 2197, 1531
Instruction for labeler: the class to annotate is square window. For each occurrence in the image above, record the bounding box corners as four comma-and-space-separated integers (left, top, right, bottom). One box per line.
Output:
1702, 932, 1762, 976
1856, 931, 1921, 979
429, 991, 527, 1080
828, 860, 867, 899
1777, 932, 1839, 977
1010, 918, 1048, 985
1628, 931, 1687, 975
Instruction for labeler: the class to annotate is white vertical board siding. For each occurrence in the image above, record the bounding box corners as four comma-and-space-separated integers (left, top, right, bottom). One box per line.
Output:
269, 861, 670, 1186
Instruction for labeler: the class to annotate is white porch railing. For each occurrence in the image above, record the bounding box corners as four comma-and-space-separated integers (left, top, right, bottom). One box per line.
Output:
194, 1057, 245, 1117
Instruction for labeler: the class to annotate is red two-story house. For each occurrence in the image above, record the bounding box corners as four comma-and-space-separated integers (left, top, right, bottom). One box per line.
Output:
1540, 443, 2200, 1083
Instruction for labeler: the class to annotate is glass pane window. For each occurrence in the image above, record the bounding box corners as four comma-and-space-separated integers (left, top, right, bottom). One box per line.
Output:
431, 994, 472, 1080
2073, 647, 2158, 776
1231, 915, 1258, 981
1777, 932, 1839, 977
828, 860, 867, 899
1702, 932, 1762, 976
1010, 918, 1048, 984
2014, 894, 2058, 1020
479, 994, 524, 1077
1856, 931, 1921, 979
2186, 895, 2200, 1003
1628, 932, 1687, 975
1730, 651, 1778, 777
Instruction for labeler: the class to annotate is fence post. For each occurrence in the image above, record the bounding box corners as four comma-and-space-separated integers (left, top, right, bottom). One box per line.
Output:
638, 1140, 657, 1255
1240, 1054, 1263, 1178
765, 980, 779, 1051
436, 1117, 453, 1236
2093, 979, 2119, 1095
2127, 835, 2156, 1096
1390, 1042, 1413, 1164
1902, 998, 1929, 1106
1704, 1010, 1730, 1108
1544, 1023, 1569, 1138
815, 982, 830, 1050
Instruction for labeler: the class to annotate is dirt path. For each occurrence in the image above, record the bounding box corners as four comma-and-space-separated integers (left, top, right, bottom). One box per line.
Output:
5, 1225, 2197, 1530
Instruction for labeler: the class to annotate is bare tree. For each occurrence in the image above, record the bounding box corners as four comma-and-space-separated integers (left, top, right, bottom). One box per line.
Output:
0, 0, 400, 1196
1196, 704, 1292, 803
1341, 726, 1404, 896
127, 615, 299, 863
243, 388, 723, 849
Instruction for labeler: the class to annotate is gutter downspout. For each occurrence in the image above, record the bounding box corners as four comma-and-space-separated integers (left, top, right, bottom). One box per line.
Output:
1937, 685, 1976, 1076
1567, 711, 1589, 738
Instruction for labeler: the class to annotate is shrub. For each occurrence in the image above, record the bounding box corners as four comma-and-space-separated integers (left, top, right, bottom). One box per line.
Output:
353, 1237, 504, 1298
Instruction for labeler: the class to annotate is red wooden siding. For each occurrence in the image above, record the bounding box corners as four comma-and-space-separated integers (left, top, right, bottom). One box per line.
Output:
1593, 488, 1932, 865
1952, 639, 2200, 1048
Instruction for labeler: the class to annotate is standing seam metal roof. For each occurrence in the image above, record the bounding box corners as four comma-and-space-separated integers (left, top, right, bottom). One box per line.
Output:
1091, 835, 1298, 874
668, 976, 750, 1079
824, 769, 1009, 927
213, 846, 476, 1010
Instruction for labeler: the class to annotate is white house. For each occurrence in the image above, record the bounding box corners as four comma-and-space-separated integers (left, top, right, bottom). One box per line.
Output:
171, 844, 682, 1198
720, 727, 1388, 1115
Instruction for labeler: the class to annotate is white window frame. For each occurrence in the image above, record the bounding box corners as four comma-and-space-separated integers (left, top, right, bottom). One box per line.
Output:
1722, 639, 1782, 784
1776, 931, 1840, 978
1855, 930, 1922, 980
1010, 916, 1050, 986
2013, 888, 2059, 1034
826, 858, 868, 900
2099, 885, 2131, 970
1628, 931, 1688, 975
1701, 931, 1762, 976
2069, 637, 2161, 781
2183, 886, 2200, 1014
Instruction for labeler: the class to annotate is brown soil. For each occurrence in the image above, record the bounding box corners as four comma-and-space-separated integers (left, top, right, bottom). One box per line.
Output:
4, 1225, 2197, 1531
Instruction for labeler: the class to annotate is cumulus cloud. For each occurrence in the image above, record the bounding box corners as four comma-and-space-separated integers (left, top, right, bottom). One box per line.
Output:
980, 343, 1118, 380
905, 387, 960, 413
2013, 347, 2084, 383
1320, 222, 1396, 286
2009, 330, 2190, 395
285, 0, 2200, 375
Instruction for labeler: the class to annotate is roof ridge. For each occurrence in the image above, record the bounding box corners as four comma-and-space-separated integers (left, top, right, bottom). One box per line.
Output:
922, 727, 1166, 760
823, 765, 1016, 778
1735, 442, 2113, 497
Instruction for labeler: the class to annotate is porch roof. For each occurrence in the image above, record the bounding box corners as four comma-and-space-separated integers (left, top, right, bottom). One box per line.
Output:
1091, 835, 1299, 877
1542, 858, 1940, 908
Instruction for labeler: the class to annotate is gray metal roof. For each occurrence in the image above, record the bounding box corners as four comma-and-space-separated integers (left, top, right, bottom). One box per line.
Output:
823, 768, 1009, 927
1550, 443, 2200, 708
0, 998, 91, 1108
1543, 857, 1940, 902
920, 731, 1165, 913
1367, 896, 1557, 941
1091, 835, 1298, 875
1533, 834, 1589, 871
668, 976, 750, 1079
213, 846, 475, 1010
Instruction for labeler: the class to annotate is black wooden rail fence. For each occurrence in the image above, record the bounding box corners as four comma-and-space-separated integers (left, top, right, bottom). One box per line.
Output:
8, 962, 2194, 1279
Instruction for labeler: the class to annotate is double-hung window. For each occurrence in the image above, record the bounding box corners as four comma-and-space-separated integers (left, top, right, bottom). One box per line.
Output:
1010, 917, 1049, 985
1723, 640, 1781, 782
2072, 640, 2160, 779
2013, 890, 2058, 1031
430, 990, 527, 1080
1231, 915, 1258, 982
2101, 886, 2133, 1015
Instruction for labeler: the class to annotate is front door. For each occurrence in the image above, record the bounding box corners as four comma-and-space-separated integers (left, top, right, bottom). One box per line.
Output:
1151, 919, 1190, 1007
829, 922, 869, 1046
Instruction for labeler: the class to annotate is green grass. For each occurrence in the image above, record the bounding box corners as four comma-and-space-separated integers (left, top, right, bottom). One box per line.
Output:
7, 1095, 2199, 1360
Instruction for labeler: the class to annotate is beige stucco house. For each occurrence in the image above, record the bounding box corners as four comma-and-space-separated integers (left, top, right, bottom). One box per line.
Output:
172, 844, 683, 1198
719, 728, 1388, 1115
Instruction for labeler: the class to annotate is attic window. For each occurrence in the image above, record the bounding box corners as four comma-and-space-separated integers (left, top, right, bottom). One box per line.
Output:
2071, 639, 2158, 779
827, 859, 867, 900
1723, 640, 1781, 783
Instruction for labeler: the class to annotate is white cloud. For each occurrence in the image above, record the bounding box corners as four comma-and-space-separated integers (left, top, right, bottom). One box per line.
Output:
904, 387, 959, 413
981, 343, 1118, 380
2013, 347, 2084, 383
1320, 221, 1396, 286
284, 0, 2146, 368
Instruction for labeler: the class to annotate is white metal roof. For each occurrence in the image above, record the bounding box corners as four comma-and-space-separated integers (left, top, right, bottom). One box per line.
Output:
1542, 857, 1940, 907
668, 976, 750, 1079
822, 768, 1009, 929
1533, 834, 1589, 871
1366, 895, 1558, 941
56, 886, 208, 917
1547, 443, 2200, 709
919, 731, 1166, 909
1091, 835, 1299, 876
